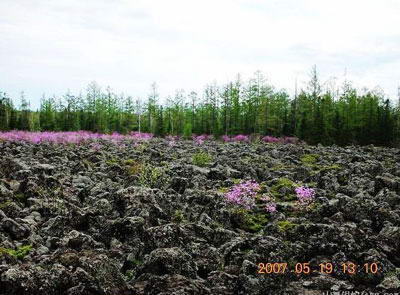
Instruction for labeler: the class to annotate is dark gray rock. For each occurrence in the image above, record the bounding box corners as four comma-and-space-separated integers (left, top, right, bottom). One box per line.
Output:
1, 138, 400, 294
1, 218, 30, 239
139, 247, 198, 278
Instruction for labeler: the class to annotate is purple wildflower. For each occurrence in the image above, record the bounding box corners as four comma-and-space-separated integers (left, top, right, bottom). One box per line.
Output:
222, 135, 231, 142
260, 194, 277, 213
166, 135, 179, 147
129, 131, 154, 141
90, 143, 101, 151
265, 203, 277, 213
166, 135, 180, 141
224, 180, 261, 210
260, 194, 271, 202
262, 136, 280, 143
193, 134, 210, 145
295, 186, 315, 204
0, 130, 155, 145
282, 136, 300, 144
232, 134, 249, 142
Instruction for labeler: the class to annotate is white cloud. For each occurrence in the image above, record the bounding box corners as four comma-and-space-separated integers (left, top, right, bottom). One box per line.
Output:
0, 0, 399, 109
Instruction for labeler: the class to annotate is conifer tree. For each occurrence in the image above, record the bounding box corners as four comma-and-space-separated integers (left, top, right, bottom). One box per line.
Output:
18, 92, 32, 131
0, 92, 10, 130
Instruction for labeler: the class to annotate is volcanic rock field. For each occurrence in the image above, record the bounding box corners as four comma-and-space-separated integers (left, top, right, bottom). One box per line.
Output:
1, 138, 400, 294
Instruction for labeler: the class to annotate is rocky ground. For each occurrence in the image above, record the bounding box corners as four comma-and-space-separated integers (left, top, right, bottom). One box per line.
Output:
1, 138, 400, 294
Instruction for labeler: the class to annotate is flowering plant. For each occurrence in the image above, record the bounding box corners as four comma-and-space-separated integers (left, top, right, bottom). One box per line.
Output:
225, 181, 278, 213
166, 135, 179, 147
224, 180, 260, 210
192, 134, 211, 145
260, 194, 277, 213
262, 136, 280, 143
295, 186, 315, 205
221, 134, 250, 143
0, 130, 155, 145
265, 203, 277, 213
261, 136, 300, 144
232, 134, 249, 142
222, 135, 231, 142
90, 143, 102, 151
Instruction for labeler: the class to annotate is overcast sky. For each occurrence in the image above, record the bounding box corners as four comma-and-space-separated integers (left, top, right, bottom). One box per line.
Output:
1, 0, 400, 109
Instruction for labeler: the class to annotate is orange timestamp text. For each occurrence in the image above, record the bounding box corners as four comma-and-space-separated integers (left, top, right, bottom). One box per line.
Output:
257, 262, 379, 275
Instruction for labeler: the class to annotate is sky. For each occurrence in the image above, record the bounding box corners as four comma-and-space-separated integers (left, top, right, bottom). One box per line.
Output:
1, 0, 400, 109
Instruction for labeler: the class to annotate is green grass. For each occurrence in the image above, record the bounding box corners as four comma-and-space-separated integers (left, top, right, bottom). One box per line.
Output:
299, 152, 341, 175
270, 177, 298, 201
271, 164, 296, 171
124, 159, 136, 165
246, 213, 269, 232
132, 258, 143, 266
0, 245, 33, 260
232, 178, 242, 184
125, 159, 144, 176
231, 208, 269, 233
277, 220, 298, 232
300, 154, 319, 165
274, 178, 296, 188
138, 164, 168, 188
125, 270, 135, 281
310, 164, 342, 176
106, 156, 119, 165
14, 193, 26, 203
217, 187, 229, 193
192, 151, 212, 167
172, 209, 185, 223
0, 200, 12, 209
136, 143, 149, 153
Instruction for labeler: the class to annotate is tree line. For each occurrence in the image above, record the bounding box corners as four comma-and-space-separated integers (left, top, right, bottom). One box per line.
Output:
1, 67, 399, 146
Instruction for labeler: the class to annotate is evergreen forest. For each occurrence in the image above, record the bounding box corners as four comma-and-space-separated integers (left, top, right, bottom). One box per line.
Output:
1, 67, 399, 146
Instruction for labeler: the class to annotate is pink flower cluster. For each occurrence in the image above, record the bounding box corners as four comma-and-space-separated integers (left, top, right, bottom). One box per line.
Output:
224, 180, 261, 210
0, 131, 95, 144
192, 134, 212, 145
295, 186, 316, 204
165, 135, 180, 141
265, 203, 277, 213
225, 181, 278, 213
262, 136, 280, 143
261, 195, 277, 213
166, 135, 180, 147
90, 143, 102, 151
0, 130, 154, 145
222, 134, 249, 142
233, 134, 249, 142
222, 135, 231, 142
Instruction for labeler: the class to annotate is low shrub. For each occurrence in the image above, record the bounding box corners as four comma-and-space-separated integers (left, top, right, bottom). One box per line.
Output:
300, 154, 319, 165
295, 186, 316, 205
192, 151, 212, 167
230, 208, 269, 232
0, 245, 33, 260
225, 180, 278, 213
172, 210, 185, 223
138, 163, 169, 188
277, 220, 298, 232
225, 180, 260, 209
125, 159, 144, 176
270, 177, 298, 201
